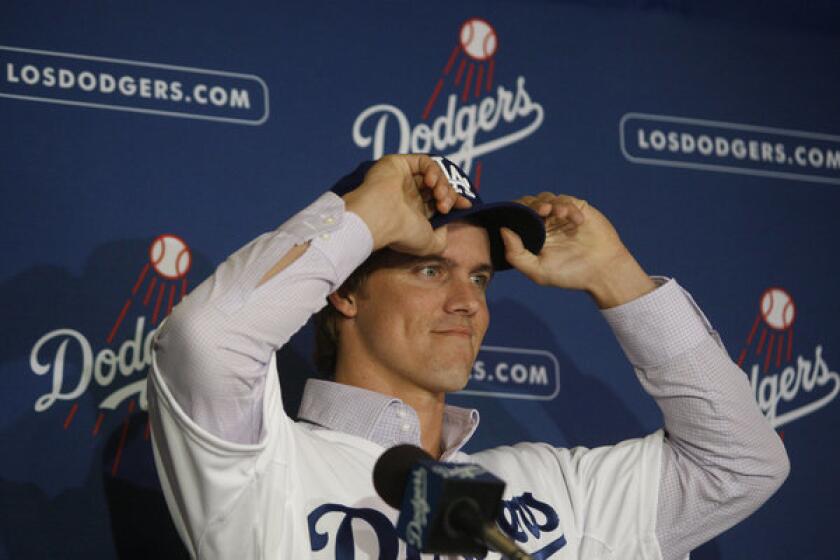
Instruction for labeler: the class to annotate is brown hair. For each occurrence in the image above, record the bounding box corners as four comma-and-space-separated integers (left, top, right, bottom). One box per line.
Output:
312, 249, 389, 377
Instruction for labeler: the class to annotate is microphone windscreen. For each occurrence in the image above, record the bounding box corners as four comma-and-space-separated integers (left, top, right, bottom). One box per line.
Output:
373, 444, 434, 508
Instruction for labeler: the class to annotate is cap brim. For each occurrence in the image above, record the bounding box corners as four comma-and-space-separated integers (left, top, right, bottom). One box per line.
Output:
330, 160, 546, 270
430, 201, 546, 270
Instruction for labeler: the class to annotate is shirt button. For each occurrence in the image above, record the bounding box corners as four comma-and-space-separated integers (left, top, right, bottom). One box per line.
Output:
323, 216, 335, 225
319, 233, 330, 240
396, 409, 407, 419
400, 423, 411, 432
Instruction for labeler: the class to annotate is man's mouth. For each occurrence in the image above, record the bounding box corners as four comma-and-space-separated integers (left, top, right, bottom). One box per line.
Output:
432, 327, 473, 338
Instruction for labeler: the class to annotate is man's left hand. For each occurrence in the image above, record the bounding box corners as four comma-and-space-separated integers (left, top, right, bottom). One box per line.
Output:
500, 192, 656, 308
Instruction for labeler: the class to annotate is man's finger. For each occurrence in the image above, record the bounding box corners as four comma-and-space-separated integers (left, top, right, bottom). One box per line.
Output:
423, 164, 441, 188
554, 194, 588, 211
433, 182, 452, 212
399, 153, 434, 176
410, 226, 447, 255
537, 202, 553, 217
553, 202, 585, 225
453, 195, 472, 209
434, 176, 466, 214
500, 227, 543, 283
430, 226, 448, 253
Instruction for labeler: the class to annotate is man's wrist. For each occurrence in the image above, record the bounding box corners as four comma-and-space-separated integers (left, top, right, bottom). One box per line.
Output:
586, 251, 657, 309
343, 187, 393, 251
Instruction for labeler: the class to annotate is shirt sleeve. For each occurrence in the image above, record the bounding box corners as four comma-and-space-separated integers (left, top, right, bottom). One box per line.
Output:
601, 278, 790, 560
146, 193, 374, 555
149, 191, 373, 445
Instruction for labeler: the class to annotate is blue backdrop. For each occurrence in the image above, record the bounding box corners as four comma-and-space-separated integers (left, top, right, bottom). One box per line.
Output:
2, 1, 840, 558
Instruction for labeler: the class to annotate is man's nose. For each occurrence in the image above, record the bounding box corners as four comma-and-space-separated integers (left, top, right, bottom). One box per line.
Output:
444, 276, 481, 315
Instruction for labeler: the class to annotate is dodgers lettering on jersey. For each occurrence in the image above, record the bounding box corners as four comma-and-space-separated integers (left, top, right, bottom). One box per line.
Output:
307, 492, 567, 559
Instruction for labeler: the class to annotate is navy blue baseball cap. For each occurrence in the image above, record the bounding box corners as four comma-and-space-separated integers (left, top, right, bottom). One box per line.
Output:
331, 156, 546, 270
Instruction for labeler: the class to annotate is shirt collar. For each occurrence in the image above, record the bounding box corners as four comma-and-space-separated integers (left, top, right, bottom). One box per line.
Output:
297, 378, 479, 458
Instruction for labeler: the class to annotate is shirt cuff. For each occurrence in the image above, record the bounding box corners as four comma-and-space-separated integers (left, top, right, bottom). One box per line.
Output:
601, 278, 713, 368
309, 210, 373, 286
278, 191, 348, 242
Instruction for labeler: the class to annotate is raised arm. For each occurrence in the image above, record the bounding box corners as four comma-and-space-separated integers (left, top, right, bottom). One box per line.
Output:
500, 193, 789, 559
152, 155, 470, 444
151, 192, 370, 443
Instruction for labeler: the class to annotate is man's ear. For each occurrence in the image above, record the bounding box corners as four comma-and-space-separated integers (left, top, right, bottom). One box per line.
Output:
328, 289, 358, 318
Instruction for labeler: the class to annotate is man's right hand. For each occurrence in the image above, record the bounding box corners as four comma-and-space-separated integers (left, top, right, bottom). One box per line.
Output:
342, 154, 472, 255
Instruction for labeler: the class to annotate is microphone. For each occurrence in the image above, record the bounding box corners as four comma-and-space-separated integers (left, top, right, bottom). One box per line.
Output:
373, 444, 534, 559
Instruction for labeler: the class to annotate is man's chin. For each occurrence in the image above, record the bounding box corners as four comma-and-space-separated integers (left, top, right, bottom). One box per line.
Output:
421, 350, 478, 393
431, 364, 473, 394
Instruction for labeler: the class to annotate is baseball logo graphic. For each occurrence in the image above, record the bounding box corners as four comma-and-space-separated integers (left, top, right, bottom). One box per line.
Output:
423, 16, 501, 122
737, 287, 840, 432
736, 286, 796, 374
149, 234, 192, 279
760, 287, 796, 331
48, 232, 195, 475
460, 18, 498, 61
106, 233, 193, 345
417, 17, 504, 190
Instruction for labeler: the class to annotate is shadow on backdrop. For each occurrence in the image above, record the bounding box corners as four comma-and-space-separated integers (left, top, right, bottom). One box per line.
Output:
0, 239, 216, 559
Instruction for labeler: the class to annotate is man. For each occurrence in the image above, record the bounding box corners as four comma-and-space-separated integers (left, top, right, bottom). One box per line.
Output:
149, 154, 789, 559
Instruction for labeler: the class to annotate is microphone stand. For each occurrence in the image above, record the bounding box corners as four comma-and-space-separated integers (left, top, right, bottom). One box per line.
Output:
446, 498, 535, 560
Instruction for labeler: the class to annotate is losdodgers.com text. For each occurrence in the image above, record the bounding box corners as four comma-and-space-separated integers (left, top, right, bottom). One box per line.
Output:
471, 359, 549, 386
5, 62, 251, 109
636, 128, 840, 171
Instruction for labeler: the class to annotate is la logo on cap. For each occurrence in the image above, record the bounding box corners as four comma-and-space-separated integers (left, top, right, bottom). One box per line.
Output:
432, 156, 476, 200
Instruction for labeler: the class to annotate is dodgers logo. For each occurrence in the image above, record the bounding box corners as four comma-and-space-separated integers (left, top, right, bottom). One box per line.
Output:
431, 155, 476, 200
352, 18, 544, 186
735, 287, 839, 431
307, 492, 566, 559
27, 234, 193, 474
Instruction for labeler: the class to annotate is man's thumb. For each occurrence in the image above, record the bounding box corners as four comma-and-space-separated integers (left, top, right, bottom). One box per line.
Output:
426, 226, 448, 254
500, 227, 540, 276
500, 227, 524, 252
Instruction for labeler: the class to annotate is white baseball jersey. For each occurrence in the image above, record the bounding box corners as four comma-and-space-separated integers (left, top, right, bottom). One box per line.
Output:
148, 191, 786, 560
149, 350, 663, 559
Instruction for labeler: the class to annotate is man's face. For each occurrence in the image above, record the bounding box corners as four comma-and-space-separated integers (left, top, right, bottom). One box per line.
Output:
348, 222, 492, 397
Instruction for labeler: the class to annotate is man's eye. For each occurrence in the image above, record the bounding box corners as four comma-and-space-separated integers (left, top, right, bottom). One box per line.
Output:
419, 266, 440, 277
471, 274, 490, 288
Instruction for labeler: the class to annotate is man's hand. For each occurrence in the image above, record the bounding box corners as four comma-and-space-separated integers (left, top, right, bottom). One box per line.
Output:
500, 193, 656, 308
343, 154, 472, 255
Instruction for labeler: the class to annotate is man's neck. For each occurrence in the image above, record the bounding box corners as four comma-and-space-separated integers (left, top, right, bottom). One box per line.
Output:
402, 391, 446, 459
334, 367, 447, 459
